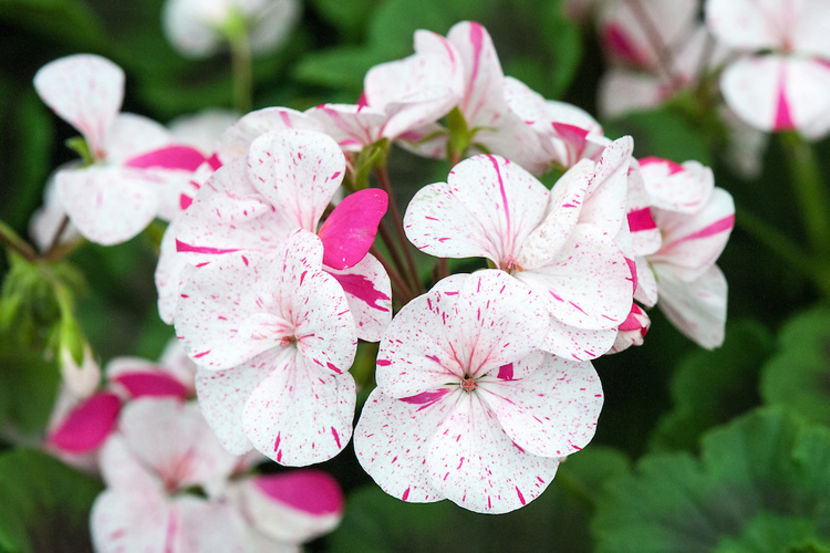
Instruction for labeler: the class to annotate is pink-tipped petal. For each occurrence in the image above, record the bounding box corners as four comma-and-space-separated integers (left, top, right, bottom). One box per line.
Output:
47, 392, 121, 454
33, 54, 124, 158
318, 188, 388, 270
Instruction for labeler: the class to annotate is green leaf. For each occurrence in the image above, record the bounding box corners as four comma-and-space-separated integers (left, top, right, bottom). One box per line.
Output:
0, 448, 102, 553
0, 338, 59, 436
311, 0, 382, 37
325, 446, 628, 553
712, 514, 830, 553
603, 107, 711, 166
0, 0, 107, 50
651, 320, 773, 452
593, 408, 830, 553
761, 307, 830, 426
293, 46, 387, 95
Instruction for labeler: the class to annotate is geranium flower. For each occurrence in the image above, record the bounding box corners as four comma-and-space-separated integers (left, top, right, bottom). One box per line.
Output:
706, 0, 830, 137
403, 143, 634, 360
177, 231, 358, 465
354, 271, 603, 513
33, 54, 207, 245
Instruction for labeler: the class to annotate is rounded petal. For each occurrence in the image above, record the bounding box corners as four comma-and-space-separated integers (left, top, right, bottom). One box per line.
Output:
217, 107, 321, 162
247, 0, 301, 56
326, 253, 392, 343
98, 434, 160, 492
55, 166, 159, 245
90, 488, 170, 553
354, 387, 451, 503
656, 264, 728, 349
46, 392, 121, 454
173, 495, 249, 553
639, 157, 714, 213
318, 188, 388, 270
33, 54, 123, 157
305, 104, 387, 151
168, 108, 238, 155
162, 0, 223, 57
426, 398, 560, 514
404, 154, 549, 266
483, 355, 602, 458
539, 320, 619, 363
705, 0, 799, 51
243, 357, 356, 466
447, 21, 506, 126
247, 129, 346, 231
104, 112, 171, 163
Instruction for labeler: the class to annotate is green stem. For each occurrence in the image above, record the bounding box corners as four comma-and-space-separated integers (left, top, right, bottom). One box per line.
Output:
780, 132, 830, 257
225, 12, 252, 113
0, 220, 36, 262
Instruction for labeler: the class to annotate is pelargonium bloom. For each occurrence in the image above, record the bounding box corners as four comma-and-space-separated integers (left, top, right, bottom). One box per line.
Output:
33, 54, 207, 245
706, 0, 830, 137
355, 271, 603, 513
178, 231, 358, 466
404, 143, 634, 360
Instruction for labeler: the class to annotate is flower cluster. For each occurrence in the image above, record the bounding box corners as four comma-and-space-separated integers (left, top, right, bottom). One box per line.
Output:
32, 20, 734, 517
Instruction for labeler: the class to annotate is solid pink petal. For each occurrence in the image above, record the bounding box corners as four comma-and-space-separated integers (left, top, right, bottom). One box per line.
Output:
119, 398, 239, 491
426, 398, 560, 514
305, 104, 387, 151
90, 488, 170, 553
639, 157, 714, 213
651, 187, 735, 281
318, 188, 388, 270
217, 107, 321, 162
247, 129, 345, 231
46, 392, 121, 454
518, 224, 633, 331
483, 355, 602, 458
56, 166, 159, 245
656, 264, 728, 349
243, 356, 356, 466
404, 154, 549, 267
232, 471, 343, 543
194, 357, 278, 455
447, 21, 506, 127
111, 371, 189, 399
705, 0, 793, 51
354, 387, 450, 503
124, 144, 207, 172
326, 253, 392, 343
103, 112, 171, 163
33, 54, 123, 158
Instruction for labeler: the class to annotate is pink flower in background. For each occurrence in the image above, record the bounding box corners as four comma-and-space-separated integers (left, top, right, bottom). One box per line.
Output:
404, 143, 634, 360
178, 231, 358, 465
33, 54, 207, 245
355, 271, 603, 513
706, 0, 830, 137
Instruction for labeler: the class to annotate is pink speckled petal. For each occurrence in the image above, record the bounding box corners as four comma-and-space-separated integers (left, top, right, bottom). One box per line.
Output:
484, 355, 602, 458
247, 129, 345, 231
651, 187, 735, 281
90, 488, 170, 553
426, 398, 560, 514
404, 154, 548, 267
119, 398, 238, 490
326, 253, 392, 343
233, 471, 343, 543
218, 107, 322, 162
33, 54, 123, 157
243, 357, 356, 466
304, 104, 387, 151
318, 188, 387, 270
155, 223, 185, 324
656, 264, 728, 349
577, 136, 632, 235
47, 392, 121, 454
354, 387, 450, 504
55, 165, 159, 246
639, 157, 714, 213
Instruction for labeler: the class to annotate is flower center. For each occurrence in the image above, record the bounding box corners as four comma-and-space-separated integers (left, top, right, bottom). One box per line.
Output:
460, 375, 478, 393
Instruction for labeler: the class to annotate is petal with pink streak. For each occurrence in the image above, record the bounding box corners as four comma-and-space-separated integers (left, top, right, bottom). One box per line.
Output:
233, 470, 343, 543
119, 398, 239, 491
218, 107, 322, 162
103, 112, 171, 163
33, 54, 123, 158
404, 154, 549, 267
304, 104, 387, 151
354, 387, 450, 504
518, 224, 633, 332
56, 165, 159, 245
651, 187, 735, 281
705, 0, 792, 51
577, 136, 633, 235
639, 157, 714, 214
318, 188, 388, 270
194, 356, 279, 455
655, 264, 728, 349
90, 488, 170, 553
446, 21, 506, 127
326, 253, 392, 343
426, 398, 560, 514
625, 165, 662, 257
247, 129, 345, 232
242, 356, 356, 466
46, 392, 121, 454
483, 355, 602, 458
